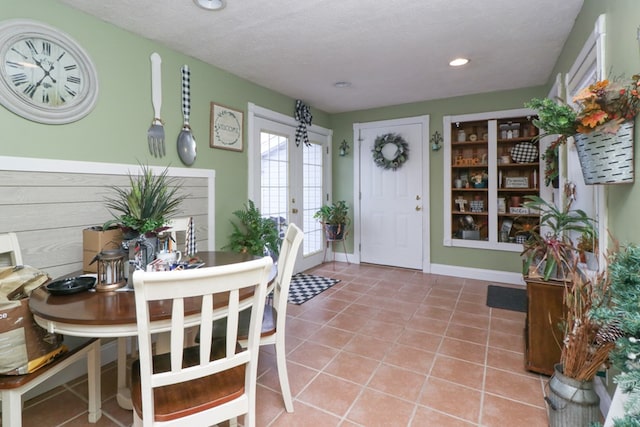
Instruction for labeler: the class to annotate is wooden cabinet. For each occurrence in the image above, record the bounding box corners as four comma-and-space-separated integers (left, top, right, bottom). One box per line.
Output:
525, 278, 566, 376
443, 108, 541, 251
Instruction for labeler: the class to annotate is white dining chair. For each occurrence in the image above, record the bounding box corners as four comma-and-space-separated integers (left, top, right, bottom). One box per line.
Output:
211, 223, 303, 412
0, 233, 102, 426
0, 232, 23, 266
165, 217, 191, 249
130, 256, 272, 427
253, 223, 303, 412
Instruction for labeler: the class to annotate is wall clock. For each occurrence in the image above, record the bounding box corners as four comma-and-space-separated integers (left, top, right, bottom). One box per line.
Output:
0, 19, 98, 124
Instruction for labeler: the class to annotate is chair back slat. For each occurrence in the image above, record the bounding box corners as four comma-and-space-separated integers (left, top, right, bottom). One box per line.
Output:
273, 224, 304, 325
0, 233, 23, 266
131, 256, 272, 425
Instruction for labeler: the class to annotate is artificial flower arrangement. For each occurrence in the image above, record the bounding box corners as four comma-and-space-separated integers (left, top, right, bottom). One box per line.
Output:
526, 73, 640, 186
469, 170, 489, 185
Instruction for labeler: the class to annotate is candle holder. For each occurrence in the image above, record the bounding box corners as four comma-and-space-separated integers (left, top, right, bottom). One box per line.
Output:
96, 248, 127, 292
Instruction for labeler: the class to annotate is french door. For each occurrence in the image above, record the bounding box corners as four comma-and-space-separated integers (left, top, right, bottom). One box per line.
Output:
249, 104, 331, 272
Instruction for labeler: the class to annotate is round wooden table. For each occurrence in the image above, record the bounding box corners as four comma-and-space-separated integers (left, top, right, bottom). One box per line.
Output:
29, 251, 268, 409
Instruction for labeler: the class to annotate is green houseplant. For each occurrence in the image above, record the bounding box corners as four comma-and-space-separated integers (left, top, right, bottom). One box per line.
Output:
103, 164, 184, 237
526, 73, 640, 186
313, 200, 351, 240
225, 200, 282, 257
521, 195, 596, 281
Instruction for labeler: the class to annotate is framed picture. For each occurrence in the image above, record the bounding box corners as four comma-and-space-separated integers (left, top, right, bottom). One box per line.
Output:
210, 103, 243, 151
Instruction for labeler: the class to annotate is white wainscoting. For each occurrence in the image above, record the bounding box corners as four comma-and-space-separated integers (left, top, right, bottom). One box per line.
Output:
0, 156, 215, 278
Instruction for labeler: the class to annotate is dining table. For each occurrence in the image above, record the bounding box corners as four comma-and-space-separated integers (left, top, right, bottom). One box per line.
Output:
29, 251, 273, 410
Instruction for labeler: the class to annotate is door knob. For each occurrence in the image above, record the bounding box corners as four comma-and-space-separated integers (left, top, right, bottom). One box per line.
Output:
292, 208, 299, 214
415, 206, 422, 211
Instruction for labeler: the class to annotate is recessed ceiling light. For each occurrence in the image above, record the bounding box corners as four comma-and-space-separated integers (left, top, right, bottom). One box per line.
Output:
193, 0, 226, 11
334, 81, 352, 88
449, 58, 470, 67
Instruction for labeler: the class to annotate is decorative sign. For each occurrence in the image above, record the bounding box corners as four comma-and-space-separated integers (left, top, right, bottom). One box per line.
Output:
505, 177, 529, 188
210, 103, 243, 151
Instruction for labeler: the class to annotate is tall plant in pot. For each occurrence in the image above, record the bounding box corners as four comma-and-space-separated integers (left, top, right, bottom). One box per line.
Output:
520, 196, 618, 426
103, 164, 184, 238
103, 164, 184, 267
225, 200, 282, 258
313, 200, 351, 240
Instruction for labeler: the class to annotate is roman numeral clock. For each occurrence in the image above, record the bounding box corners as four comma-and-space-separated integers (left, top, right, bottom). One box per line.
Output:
0, 19, 98, 124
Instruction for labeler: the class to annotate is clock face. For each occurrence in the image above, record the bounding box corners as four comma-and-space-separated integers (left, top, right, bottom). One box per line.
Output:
4, 36, 84, 108
0, 19, 98, 124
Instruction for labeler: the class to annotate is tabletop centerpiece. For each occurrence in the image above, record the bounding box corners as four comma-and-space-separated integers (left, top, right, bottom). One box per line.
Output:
526, 73, 640, 185
103, 164, 184, 269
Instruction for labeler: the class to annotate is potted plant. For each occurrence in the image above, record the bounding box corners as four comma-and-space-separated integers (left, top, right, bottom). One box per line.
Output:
225, 200, 282, 258
577, 230, 599, 270
313, 200, 351, 240
525, 73, 640, 185
103, 164, 184, 238
521, 195, 596, 281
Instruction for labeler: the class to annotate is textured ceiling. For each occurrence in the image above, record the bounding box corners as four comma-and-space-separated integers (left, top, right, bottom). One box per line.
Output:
59, 0, 584, 113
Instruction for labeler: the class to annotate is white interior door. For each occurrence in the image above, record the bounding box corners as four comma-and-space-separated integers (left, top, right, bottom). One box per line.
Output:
357, 117, 427, 270
251, 111, 330, 272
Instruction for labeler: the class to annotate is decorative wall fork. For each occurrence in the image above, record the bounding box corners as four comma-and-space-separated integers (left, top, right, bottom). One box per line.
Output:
147, 52, 165, 157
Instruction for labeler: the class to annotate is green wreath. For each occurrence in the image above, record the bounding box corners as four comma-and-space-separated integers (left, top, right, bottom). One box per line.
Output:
372, 133, 409, 170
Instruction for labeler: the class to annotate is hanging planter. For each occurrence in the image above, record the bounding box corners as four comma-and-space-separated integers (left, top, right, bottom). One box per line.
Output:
574, 121, 634, 185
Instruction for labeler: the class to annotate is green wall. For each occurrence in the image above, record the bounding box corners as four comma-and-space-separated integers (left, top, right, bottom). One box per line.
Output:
0, 0, 329, 248
328, 0, 640, 272
5, 0, 639, 273
329, 87, 547, 271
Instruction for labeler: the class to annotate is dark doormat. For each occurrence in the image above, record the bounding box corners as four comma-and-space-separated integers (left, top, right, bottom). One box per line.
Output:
486, 285, 527, 313
288, 273, 340, 305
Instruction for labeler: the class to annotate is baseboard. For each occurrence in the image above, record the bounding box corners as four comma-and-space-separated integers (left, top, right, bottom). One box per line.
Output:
430, 263, 525, 286
22, 337, 118, 400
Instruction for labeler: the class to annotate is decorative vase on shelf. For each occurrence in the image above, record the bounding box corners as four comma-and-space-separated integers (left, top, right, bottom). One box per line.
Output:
574, 121, 634, 185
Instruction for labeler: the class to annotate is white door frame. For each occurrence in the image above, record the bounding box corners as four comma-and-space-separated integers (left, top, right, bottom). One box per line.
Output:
353, 115, 431, 272
247, 102, 333, 271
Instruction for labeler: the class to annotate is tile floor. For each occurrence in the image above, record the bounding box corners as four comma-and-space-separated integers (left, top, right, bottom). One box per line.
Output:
12, 262, 551, 426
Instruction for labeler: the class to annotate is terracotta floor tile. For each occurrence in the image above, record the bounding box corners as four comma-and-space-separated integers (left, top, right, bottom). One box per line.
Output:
287, 341, 339, 370
358, 318, 405, 342
419, 377, 482, 423
346, 388, 415, 427
397, 328, 443, 353
258, 360, 318, 399
307, 325, 356, 349
22, 389, 88, 427
297, 372, 363, 417
412, 406, 477, 426
488, 329, 526, 353
484, 367, 546, 407
18, 261, 552, 427
445, 322, 489, 345
490, 315, 526, 336
456, 300, 491, 316
327, 312, 370, 333
481, 393, 548, 427
368, 363, 427, 401
383, 342, 436, 374
430, 355, 484, 390
486, 346, 533, 376
324, 351, 380, 385
271, 401, 342, 427
343, 334, 391, 360
437, 337, 487, 365
406, 314, 449, 335
450, 310, 491, 329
